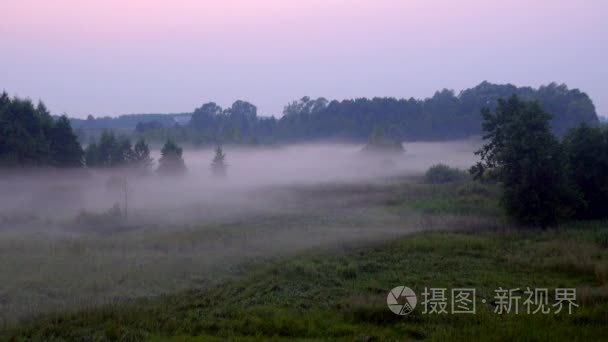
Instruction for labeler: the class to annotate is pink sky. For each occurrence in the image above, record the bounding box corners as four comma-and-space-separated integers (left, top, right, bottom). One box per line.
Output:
1, 0, 607, 117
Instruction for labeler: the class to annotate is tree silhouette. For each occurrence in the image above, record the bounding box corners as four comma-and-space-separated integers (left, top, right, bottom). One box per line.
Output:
211, 145, 227, 177
49, 116, 84, 167
157, 140, 186, 175
562, 123, 608, 219
132, 138, 154, 171
471, 95, 577, 227
0, 94, 83, 167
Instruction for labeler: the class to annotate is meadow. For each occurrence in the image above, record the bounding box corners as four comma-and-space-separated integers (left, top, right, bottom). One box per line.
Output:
1, 142, 607, 341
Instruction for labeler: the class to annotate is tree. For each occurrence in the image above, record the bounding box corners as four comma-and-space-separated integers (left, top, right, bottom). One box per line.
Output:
113, 138, 134, 166
49, 116, 84, 167
471, 95, 577, 227
96, 131, 117, 167
84, 131, 137, 168
132, 138, 154, 170
562, 123, 608, 219
157, 140, 186, 175
84, 142, 99, 168
211, 145, 227, 177
0, 95, 84, 168
33, 82, 597, 147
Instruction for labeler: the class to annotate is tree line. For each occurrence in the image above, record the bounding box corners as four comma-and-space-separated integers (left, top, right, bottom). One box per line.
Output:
0, 92, 191, 174
84, 132, 153, 170
0, 90, 230, 176
126, 82, 599, 145
0, 92, 83, 167
472, 95, 608, 226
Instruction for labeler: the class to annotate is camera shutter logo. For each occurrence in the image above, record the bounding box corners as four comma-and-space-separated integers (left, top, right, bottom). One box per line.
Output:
387, 286, 417, 315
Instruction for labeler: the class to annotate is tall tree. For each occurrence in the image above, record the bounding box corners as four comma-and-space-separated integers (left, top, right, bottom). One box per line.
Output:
113, 138, 134, 166
132, 138, 154, 170
96, 131, 117, 167
471, 95, 577, 227
562, 123, 608, 219
157, 140, 186, 175
49, 116, 84, 167
84, 142, 99, 168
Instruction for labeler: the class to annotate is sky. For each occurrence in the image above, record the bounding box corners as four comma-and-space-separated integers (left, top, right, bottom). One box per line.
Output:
1, 0, 607, 118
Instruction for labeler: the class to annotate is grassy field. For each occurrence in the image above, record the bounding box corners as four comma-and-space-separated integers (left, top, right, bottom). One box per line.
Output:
2, 177, 608, 341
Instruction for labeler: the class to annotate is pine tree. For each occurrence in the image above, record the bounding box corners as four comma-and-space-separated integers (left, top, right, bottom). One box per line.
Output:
49, 116, 84, 167
211, 145, 227, 177
96, 131, 117, 167
157, 140, 186, 175
132, 138, 154, 170
84, 142, 99, 168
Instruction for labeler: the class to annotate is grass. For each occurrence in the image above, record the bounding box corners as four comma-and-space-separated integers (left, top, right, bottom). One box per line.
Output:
2, 178, 608, 341
5, 227, 608, 341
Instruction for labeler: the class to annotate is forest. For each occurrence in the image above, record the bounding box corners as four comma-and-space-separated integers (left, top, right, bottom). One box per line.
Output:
70, 82, 599, 145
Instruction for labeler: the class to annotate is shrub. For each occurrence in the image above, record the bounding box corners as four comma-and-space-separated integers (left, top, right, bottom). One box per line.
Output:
424, 164, 469, 184
456, 181, 493, 197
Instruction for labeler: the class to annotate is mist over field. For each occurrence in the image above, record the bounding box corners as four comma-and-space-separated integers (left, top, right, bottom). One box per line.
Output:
0, 141, 481, 324
0, 141, 478, 226
2, 0, 608, 338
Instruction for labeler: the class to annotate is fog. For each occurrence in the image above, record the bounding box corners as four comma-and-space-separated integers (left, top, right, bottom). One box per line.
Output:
0, 141, 481, 324
0, 141, 478, 226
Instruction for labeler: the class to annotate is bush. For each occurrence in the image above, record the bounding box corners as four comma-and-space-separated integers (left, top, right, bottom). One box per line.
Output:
424, 164, 469, 184
456, 181, 494, 197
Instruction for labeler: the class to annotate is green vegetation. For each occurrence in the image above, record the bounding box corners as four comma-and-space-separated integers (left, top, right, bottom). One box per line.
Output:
68, 82, 598, 145
2, 177, 607, 341
562, 123, 608, 220
424, 164, 469, 184
85, 131, 154, 170
0, 87, 606, 340
0, 93, 83, 167
157, 140, 186, 175
5, 229, 607, 340
472, 96, 576, 227
0, 83, 601, 168
184, 82, 597, 143
471, 95, 608, 228
133, 138, 155, 170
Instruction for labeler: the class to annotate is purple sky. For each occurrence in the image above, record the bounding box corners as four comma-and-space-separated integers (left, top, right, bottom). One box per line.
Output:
1, 0, 607, 118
